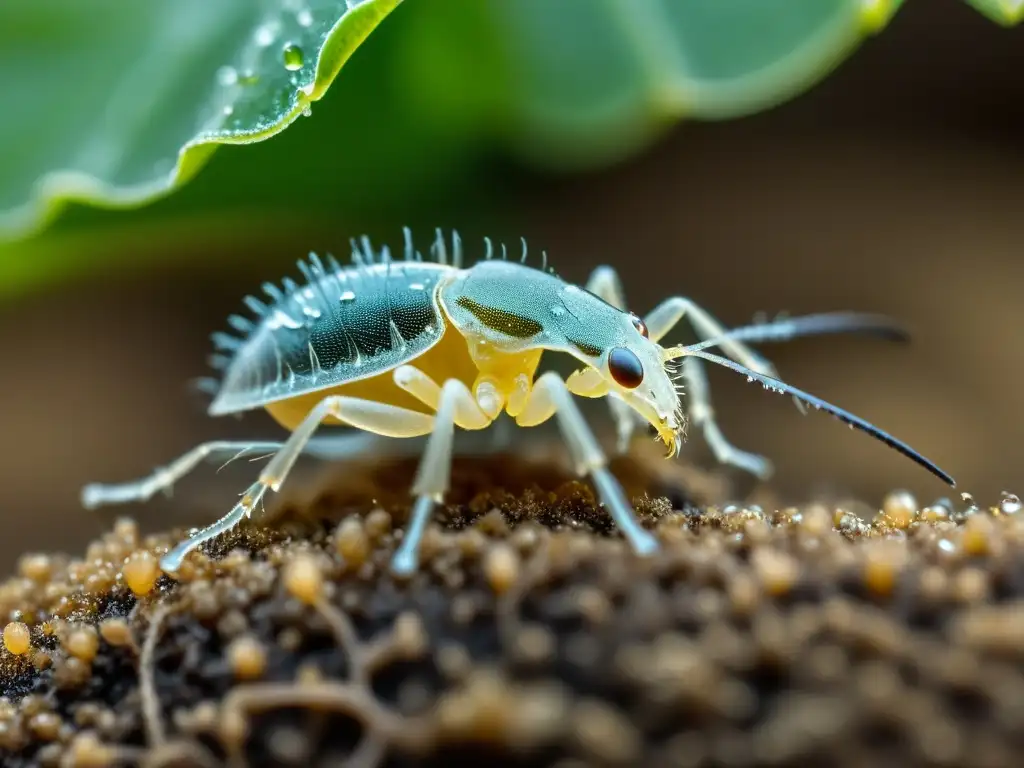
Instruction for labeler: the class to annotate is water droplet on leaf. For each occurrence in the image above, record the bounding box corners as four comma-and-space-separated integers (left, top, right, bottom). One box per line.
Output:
283, 42, 304, 71
216, 66, 238, 86
255, 23, 277, 47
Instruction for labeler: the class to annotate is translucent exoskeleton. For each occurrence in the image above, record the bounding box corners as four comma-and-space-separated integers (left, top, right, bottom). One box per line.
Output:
82, 229, 956, 577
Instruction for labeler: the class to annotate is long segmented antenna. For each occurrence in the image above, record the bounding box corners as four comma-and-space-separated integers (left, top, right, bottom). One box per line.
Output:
689, 312, 910, 355
664, 346, 955, 487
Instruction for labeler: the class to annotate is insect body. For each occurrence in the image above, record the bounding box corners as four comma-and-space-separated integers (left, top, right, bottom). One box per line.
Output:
82, 229, 955, 576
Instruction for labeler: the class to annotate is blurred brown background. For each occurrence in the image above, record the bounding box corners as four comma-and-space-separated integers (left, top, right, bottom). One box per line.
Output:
1, 0, 1021, 572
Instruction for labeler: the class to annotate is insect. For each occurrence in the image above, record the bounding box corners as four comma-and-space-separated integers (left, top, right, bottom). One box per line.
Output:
82, 229, 955, 576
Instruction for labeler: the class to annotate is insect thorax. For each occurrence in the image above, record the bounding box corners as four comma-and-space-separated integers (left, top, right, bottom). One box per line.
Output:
439, 260, 625, 361
209, 261, 454, 415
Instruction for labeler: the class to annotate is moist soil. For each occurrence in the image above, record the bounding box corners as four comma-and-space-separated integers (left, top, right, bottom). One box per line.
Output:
0, 444, 1021, 768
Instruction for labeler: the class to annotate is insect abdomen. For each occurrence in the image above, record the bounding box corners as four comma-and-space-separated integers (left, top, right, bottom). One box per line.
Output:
208, 260, 452, 415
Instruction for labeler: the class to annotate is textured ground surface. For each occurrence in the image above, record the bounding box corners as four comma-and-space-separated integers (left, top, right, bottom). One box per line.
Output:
0, 446, 1022, 768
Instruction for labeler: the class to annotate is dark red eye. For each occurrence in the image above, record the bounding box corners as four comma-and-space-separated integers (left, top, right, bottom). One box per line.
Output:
608, 347, 644, 388
630, 313, 649, 338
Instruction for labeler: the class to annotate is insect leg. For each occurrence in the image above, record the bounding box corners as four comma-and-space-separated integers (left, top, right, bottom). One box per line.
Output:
161, 397, 435, 574
516, 371, 658, 556
646, 296, 774, 477
391, 379, 491, 575
682, 355, 773, 478
584, 265, 627, 309
583, 266, 646, 453
81, 441, 286, 509
81, 431, 439, 511
393, 365, 491, 429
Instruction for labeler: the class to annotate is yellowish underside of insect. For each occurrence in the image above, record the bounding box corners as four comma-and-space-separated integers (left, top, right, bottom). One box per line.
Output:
264, 310, 542, 433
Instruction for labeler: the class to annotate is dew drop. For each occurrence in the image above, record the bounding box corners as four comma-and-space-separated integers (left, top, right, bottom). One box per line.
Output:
301, 104, 312, 117
550, 305, 565, 317
340, 290, 356, 302
255, 23, 277, 47
283, 42, 304, 71
238, 69, 259, 86
999, 492, 1021, 515
216, 66, 238, 86
409, 283, 425, 291
297, 9, 314, 27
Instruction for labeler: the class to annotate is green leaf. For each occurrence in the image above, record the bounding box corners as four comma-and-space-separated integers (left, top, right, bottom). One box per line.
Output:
0, 0, 402, 242
490, 0, 904, 169
963, 0, 1024, 25
5, 0, 1015, 300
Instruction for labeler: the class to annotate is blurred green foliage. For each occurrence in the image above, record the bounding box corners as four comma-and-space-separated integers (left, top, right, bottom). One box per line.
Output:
964, 0, 1024, 25
0, 0, 401, 238
0, 0, 1017, 297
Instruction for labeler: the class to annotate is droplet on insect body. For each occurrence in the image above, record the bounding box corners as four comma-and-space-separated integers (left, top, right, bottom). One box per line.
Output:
550, 305, 565, 317
340, 291, 356, 302
267, 309, 303, 330
283, 42, 304, 71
